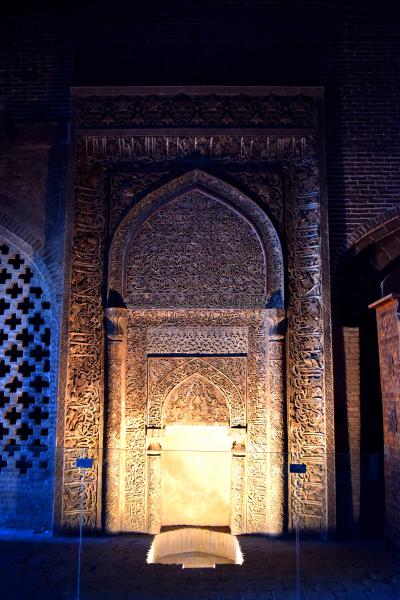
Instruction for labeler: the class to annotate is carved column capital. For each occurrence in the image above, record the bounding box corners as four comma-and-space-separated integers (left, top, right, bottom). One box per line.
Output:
265, 308, 286, 339
105, 307, 127, 341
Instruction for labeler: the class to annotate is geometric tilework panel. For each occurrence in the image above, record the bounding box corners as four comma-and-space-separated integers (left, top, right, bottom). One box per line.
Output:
0, 241, 51, 477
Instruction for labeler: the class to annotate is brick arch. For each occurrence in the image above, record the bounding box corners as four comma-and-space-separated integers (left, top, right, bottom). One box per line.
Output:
346, 206, 400, 257
338, 215, 400, 325
109, 169, 284, 308
0, 224, 57, 529
148, 358, 245, 428
333, 208, 400, 323
335, 207, 400, 281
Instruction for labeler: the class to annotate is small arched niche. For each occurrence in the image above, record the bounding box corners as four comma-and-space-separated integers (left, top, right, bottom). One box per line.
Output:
161, 374, 232, 527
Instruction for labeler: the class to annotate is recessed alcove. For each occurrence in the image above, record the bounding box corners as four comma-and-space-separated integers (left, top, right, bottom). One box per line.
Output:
162, 425, 232, 527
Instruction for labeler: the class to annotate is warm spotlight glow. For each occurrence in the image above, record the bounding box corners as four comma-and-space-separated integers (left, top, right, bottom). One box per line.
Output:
147, 527, 244, 568
162, 425, 232, 527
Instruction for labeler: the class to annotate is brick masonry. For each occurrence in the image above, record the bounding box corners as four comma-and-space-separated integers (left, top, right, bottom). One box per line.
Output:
0, 1, 399, 276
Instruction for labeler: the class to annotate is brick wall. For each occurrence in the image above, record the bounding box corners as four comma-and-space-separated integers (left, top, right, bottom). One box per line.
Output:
0, 0, 399, 534
334, 326, 361, 537
1, 1, 399, 280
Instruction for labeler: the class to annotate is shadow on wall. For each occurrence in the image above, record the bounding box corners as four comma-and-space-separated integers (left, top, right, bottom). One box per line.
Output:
335, 225, 400, 540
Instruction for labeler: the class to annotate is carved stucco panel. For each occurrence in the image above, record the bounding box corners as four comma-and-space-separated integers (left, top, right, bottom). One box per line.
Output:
267, 334, 285, 535
286, 162, 330, 532
147, 326, 248, 354
373, 298, 400, 543
121, 309, 284, 534
62, 448, 98, 529
227, 171, 284, 232
64, 93, 331, 537
76, 93, 318, 129
110, 171, 170, 234
230, 453, 246, 535
78, 134, 317, 164
124, 322, 147, 531
109, 171, 284, 309
163, 375, 230, 425
245, 313, 269, 533
124, 190, 266, 309
146, 452, 162, 534
61, 169, 106, 529
104, 308, 127, 533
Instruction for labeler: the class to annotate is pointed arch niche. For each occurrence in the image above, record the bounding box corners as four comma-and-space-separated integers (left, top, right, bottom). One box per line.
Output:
105, 170, 286, 535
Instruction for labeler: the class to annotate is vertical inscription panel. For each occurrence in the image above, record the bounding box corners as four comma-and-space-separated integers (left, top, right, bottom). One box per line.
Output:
373, 297, 400, 545
286, 163, 329, 534
61, 169, 106, 529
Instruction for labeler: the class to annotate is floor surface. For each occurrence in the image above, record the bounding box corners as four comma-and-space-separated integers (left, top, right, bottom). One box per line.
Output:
0, 531, 399, 600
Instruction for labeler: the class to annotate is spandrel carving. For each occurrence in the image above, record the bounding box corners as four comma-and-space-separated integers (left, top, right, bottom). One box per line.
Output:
227, 171, 284, 231
110, 172, 171, 234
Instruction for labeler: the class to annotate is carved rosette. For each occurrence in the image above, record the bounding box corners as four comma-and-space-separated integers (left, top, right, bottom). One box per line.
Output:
104, 308, 127, 532
286, 162, 330, 533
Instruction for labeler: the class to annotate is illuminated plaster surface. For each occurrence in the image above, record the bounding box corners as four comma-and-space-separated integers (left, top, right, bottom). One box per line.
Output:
147, 527, 244, 568
161, 426, 232, 527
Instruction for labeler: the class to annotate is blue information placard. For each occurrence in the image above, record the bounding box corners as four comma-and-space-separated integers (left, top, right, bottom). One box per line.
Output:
289, 463, 307, 474
76, 458, 94, 469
